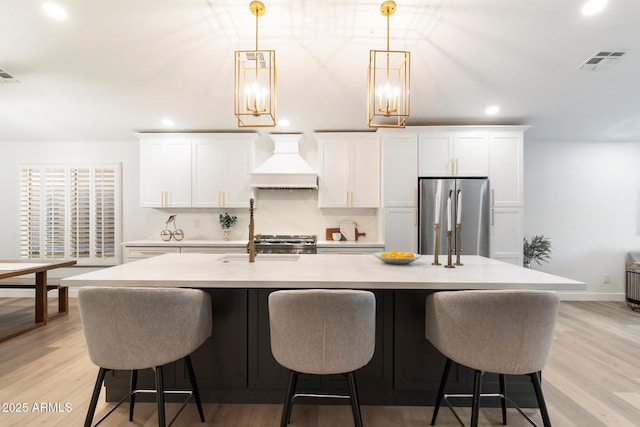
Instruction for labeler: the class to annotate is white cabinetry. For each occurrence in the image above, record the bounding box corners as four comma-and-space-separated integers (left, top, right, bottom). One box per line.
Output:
382, 133, 418, 207
380, 131, 418, 253
123, 246, 181, 263
191, 134, 256, 208
488, 130, 525, 265
316, 133, 380, 208
490, 132, 523, 206
382, 126, 527, 264
122, 243, 246, 263
140, 136, 192, 207
316, 244, 383, 254
383, 207, 418, 253
418, 131, 489, 177
490, 208, 523, 265
139, 133, 256, 208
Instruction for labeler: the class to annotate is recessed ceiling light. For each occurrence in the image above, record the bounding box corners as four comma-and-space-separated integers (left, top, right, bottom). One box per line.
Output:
278, 118, 290, 127
42, 2, 68, 21
582, 0, 607, 16
485, 105, 500, 115
161, 118, 175, 127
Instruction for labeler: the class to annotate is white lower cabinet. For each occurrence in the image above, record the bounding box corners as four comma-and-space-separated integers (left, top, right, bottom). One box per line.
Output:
316, 245, 383, 255
490, 207, 523, 266
180, 247, 246, 254
122, 244, 246, 263
383, 208, 418, 253
123, 246, 181, 263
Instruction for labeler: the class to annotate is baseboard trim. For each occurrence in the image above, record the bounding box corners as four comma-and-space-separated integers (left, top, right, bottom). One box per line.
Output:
0, 288, 80, 298
557, 292, 625, 301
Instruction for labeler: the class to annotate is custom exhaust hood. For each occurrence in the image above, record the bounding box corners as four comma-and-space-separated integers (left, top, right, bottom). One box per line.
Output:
250, 134, 318, 189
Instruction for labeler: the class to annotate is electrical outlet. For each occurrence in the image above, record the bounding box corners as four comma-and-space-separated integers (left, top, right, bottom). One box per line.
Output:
603, 274, 610, 284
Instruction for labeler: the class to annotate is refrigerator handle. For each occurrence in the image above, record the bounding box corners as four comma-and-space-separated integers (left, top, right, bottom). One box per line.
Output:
491, 189, 495, 206
491, 208, 494, 226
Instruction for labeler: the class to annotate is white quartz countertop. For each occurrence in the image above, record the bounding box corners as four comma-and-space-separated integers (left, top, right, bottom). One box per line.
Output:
63, 253, 585, 291
123, 240, 248, 246
122, 240, 384, 247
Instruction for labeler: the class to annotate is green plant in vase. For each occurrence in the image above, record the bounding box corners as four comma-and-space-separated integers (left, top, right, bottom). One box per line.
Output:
219, 212, 238, 240
523, 235, 552, 268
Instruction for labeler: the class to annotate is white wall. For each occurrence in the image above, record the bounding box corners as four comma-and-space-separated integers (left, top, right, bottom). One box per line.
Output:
524, 140, 640, 300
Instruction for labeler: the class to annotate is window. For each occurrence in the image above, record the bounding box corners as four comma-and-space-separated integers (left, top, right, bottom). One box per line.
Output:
19, 164, 121, 265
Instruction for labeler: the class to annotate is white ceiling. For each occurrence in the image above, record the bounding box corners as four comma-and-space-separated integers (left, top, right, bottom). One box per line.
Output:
1, 0, 639, 142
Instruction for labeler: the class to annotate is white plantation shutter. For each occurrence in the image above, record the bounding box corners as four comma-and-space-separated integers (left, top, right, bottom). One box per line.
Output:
19, 164, 121, 265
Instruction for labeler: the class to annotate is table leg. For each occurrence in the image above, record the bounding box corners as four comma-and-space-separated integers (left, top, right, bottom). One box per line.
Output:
59, 286, 69, 315
35, 271, 48, 325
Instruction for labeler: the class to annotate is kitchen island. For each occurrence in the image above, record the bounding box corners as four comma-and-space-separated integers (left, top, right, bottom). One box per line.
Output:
63, 253, 584, 406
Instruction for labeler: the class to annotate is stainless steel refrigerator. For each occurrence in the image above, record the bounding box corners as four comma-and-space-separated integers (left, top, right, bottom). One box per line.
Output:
418, 177, 490, 256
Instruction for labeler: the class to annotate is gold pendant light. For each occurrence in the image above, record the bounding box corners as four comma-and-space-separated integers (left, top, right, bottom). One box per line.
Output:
367, 1, 410, 128
235, 1, 277, 127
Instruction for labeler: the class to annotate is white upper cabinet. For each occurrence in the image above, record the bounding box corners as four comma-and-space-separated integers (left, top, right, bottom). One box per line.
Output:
489, 131, 523, 206
316, 132, 380, 208
140, 136, 192, 207
381, 132, 418, 207
191, 134, 255, 208
418, 131, 489, 177
139, 133, 256, 208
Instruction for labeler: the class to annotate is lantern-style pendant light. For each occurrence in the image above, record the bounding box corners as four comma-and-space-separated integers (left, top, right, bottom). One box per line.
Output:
235, 1, 277, 127
367, 1, 410, 128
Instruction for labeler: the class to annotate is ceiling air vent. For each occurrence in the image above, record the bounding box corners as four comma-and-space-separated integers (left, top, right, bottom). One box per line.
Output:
576, 50, 628, 71
0, 67, 19, 83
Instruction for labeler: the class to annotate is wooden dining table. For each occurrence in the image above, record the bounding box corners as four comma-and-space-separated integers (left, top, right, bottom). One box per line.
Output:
0, 259, 76, 342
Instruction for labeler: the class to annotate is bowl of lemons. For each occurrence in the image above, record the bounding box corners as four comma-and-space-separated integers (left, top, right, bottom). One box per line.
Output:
374, 250, 420, 265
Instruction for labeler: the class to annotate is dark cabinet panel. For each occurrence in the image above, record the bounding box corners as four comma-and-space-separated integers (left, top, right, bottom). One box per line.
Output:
394, 290, 468, 400
102, 287, 540, 406
176, 289, 248, 401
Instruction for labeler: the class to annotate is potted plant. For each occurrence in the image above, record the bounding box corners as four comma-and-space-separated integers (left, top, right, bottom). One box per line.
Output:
219, 212, 238, 241
523, 235, 552, 268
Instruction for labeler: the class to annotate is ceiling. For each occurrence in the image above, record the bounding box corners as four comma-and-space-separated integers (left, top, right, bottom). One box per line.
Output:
1, 0, 639, 142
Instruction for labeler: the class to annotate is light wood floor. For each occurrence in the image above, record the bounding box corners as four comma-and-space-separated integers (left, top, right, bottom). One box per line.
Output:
0, 299, 639, 426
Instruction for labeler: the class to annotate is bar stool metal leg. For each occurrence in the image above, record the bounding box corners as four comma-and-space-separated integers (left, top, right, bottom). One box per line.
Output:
530, 371, 552, 427
431, 357, 452, 425
185, 355, 205, 422
470, 370, 484, 427
129, 370, 138, 421
499, 373, 507, 425
84, 368, 107, 427
347, 372, 364, 427
281, 371, 298, 427
155, 366, 166, 427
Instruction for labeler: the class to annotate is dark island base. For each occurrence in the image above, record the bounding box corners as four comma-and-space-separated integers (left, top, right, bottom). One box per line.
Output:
104, 289, 540, 407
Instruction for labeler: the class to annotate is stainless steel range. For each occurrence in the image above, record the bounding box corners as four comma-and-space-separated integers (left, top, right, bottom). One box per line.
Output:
251, 234, 317, 254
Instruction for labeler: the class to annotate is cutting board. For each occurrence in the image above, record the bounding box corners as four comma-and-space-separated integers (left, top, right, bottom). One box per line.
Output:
325, 227, 366, 241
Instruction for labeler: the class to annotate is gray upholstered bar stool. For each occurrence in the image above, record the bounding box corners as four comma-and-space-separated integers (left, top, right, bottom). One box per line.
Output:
77, 286, 212, 427
269, 289, 376, 427
425, 290, 560, 427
